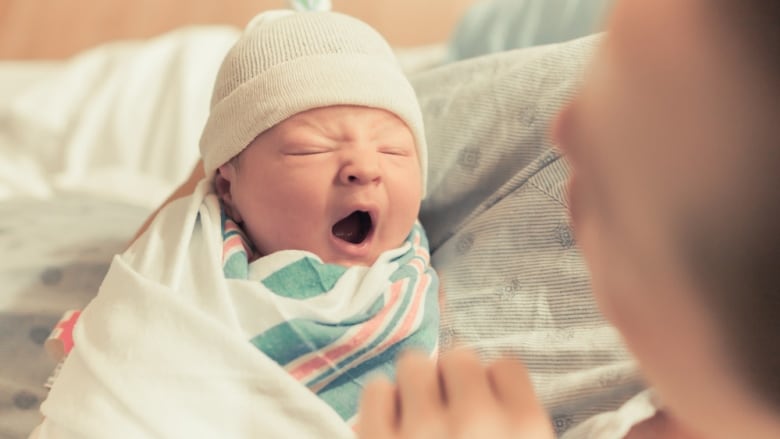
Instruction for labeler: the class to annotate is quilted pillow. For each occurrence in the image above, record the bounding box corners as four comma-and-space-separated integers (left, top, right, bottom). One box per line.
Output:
412, 35, 643, 436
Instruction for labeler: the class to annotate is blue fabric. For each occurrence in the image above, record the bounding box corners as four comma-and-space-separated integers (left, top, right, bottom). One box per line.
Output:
449, 0, 614, 61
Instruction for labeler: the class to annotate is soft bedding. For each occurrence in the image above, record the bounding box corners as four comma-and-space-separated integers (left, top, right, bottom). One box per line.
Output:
414, 37, 645, 436
0, 27, 240, 208
1, 26, 648, 438
35, 178, 437, 436
0, 196, 150, 438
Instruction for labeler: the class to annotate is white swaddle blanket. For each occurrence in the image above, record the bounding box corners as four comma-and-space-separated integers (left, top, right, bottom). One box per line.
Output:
34, 178, 439, 438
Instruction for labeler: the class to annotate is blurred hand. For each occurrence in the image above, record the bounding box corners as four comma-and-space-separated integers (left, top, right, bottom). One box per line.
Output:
624, 410, 705, 439
357, 349, 555, 439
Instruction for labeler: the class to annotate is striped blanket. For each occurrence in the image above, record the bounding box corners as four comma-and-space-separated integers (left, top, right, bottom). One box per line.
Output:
35, 178, 438, 438
220, 214, 439, 423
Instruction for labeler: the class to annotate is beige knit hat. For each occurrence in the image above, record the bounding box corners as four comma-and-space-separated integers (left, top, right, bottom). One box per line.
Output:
199, 9, 428, 193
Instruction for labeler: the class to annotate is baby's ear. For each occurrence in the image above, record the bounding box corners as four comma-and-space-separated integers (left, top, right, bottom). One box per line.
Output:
215, 164, 242, 223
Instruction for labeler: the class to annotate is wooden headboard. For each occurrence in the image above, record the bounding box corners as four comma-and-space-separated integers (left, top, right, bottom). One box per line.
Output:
0, 0, 476, 59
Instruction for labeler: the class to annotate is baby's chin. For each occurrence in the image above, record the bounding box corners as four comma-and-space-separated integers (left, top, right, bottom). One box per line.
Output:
252, 230, 404, 267
317, 251, 381, 268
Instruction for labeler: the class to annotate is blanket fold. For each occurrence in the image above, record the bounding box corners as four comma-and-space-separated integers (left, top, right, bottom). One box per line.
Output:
36, 179, 438, 438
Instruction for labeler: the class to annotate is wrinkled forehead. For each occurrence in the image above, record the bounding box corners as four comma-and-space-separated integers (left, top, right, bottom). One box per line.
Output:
274, 106, 416, 140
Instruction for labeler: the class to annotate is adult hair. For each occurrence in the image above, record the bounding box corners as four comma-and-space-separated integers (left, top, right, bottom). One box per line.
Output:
718, 1, 780, 77
682, 0, 780, 411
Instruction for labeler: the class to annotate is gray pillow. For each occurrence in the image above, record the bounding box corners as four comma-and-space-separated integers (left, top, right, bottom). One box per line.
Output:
413, 35, 644, 436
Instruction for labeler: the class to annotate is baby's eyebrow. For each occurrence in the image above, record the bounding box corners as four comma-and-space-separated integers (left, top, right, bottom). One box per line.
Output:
279, 131, 336, 145
286, 118, 350, 140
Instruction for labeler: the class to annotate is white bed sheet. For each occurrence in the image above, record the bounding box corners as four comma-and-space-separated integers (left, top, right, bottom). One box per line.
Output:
0, 26, 238, 208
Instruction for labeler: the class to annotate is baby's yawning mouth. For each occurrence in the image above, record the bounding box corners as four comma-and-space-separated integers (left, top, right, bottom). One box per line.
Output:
332, 211, 372, 244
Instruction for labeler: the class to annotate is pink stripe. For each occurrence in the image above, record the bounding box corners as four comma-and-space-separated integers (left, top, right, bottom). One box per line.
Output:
222, 219, 256, 262
290, 281, 405, 380
222, 234, 246, 261
290, 242, 434, 384
308, 272, 432, 391
376, 273, 431, 353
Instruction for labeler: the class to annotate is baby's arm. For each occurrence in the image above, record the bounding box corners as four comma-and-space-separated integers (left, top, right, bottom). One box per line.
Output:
128, 159, 204, 246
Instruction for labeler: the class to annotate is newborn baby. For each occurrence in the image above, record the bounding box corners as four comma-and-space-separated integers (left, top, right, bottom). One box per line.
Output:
204, 10, 440, 421
34, 8, 439, 437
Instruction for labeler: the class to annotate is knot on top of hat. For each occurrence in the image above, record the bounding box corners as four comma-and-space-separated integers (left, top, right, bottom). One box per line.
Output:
289, 0, 332, 12
245, 10, 294, 30
245, 0, 332, 30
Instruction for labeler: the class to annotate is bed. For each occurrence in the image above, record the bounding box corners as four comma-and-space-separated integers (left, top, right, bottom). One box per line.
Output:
0, 1, 642, 438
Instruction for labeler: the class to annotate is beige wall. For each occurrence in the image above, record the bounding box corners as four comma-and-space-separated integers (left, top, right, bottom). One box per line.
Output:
0, 0, 475, 59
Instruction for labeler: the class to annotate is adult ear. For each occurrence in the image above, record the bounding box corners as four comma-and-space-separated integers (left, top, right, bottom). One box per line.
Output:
215, 163, 243, 223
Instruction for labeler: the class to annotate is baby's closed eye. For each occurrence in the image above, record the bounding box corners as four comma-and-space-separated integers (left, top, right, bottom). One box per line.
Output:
378, 145, 414, 156
281, 144, 334, 156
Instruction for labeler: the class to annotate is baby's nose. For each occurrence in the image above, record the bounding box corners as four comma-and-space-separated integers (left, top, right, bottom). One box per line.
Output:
339, 154, 381, 185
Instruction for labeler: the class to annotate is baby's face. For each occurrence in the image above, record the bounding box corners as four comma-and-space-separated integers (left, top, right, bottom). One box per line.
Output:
217, 105, 422, 267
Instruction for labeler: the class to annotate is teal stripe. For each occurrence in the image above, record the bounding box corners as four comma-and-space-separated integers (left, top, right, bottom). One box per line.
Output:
304, 278, 416, 387
316, 358, 396, 420
262, 257, 347, 299
300, 231, 433, 386
245, 223, 439, 422
315, 277, 439, 420
223, 253, 248, 279
250, 294, 385, 365
221, 206, 250, 279
306, 264, 438, 389
251, 319, 350, 365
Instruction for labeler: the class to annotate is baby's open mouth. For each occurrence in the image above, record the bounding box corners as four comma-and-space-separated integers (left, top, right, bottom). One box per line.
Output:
332, 211, 372, 244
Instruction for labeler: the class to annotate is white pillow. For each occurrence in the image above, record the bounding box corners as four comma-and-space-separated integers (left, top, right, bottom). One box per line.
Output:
412, 35, 644, 436
0, 27, 445, 207
0, 26, 240, 207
